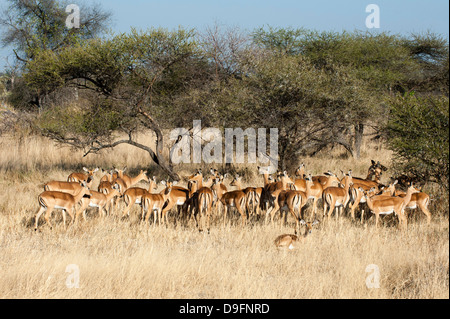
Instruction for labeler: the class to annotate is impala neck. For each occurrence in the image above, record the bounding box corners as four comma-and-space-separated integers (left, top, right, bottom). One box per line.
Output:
106, 189, 119, 201
132, 174, 146, 186
324, 177, 338, 189
233, 179, 243, 190
74, 186, 90, 203
403, 187, 416, 205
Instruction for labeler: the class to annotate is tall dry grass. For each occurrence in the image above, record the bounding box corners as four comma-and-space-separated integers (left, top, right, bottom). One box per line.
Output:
0, 133, 448, 299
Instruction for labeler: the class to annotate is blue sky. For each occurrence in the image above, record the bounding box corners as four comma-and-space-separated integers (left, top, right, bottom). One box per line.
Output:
0, 0, 449, 70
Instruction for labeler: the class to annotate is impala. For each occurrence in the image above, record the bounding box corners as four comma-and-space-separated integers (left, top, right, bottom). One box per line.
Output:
229, 174, 262, 219
116, 169, 149, 189
366, 160, 388, 183
99, 169, 118, 183
264, 171, 294, 225
343, 169, 380, 191
142, 181, 174, 225
221, 175, 248, 227
160, 182, 190, 226
121, 176, 158, 218
188, 170, 214, 233
68, 167, 99, 187
274, 220, 319, 250
97, 180, 119, 215
44, 180, 86, 196
349, 180, 397, 221
299, 173, 340, 219
211, 178, 228, 216
35, 181, 91, 230
75, 187, 120, 221
277, 187, 308, 234
322, 172, 353, 219
389, 187, 431, 225
362, 184, 420, 229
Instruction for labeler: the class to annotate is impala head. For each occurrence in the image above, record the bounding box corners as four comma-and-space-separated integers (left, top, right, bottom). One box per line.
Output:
360, 187, 377, 198
148, 176, 157, 191
112, 181, 125, 195
230, 174, 242, 187
114, 167, 127, 178
368, 160, 388, 182
83, 167, 99, 176
383, 180, 398, 196
325, 171, 340, 187
295, 163, 306, 177
281, 171, 294, 185
210, 168, 220, 178
161, 180, 175, 195
305, 174, 314, 187
406, 183, 421, 195
138, 170, 149, 182
188, 169, 203, 181
300, 219, 320, 234
342, 171, 353, 187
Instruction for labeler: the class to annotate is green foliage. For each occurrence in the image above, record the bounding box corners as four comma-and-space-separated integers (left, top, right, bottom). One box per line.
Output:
0, 0, 112, 62
384, 93, 449, 190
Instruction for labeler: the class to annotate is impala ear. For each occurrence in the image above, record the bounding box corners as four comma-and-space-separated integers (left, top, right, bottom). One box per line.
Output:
393, 180, 398, 185
300, 219, 306, 225
173, 181, 178, 186
83, 167, 89, 172
312, 220, 320, 226
161, 180, 167, 186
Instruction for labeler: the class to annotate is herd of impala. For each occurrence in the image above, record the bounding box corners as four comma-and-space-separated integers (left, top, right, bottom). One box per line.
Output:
34, 160, 433, 247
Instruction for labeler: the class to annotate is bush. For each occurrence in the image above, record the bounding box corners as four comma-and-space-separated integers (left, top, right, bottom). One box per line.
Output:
384, 93, 449, 192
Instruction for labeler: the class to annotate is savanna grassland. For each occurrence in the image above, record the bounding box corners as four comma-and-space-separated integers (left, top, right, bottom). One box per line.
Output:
0, 133, 448, 299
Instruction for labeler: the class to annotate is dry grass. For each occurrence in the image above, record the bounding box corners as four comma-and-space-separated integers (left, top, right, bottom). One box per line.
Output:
0, 133, 448, 299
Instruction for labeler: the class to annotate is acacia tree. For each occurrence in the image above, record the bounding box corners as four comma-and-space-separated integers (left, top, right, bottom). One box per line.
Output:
252, 27, 425, 159
25, 28, 198, 180
226, 51, 374, 170
0, 0, 112, 110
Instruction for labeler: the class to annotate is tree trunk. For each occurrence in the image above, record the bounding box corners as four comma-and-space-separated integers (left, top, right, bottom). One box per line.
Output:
353, 123, 364, 160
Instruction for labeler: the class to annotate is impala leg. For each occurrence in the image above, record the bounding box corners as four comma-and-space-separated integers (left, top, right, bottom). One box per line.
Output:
420, 204, 432, 225
327, 202, 336, 220
35, 206, 46, 231
66, 207, 75, 225
122, 203, 133, 219
44, 207, 54, 230
223, 205, 228, 227
62, 209, 68, 230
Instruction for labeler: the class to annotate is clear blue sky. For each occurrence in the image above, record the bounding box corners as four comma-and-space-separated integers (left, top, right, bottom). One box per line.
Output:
0, 0, 449, 71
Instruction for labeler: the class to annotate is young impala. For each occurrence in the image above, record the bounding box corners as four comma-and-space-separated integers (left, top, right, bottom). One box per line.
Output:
274, 220, 320, 250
